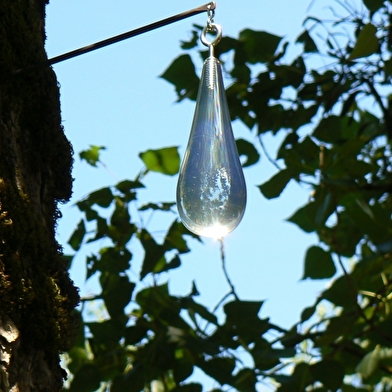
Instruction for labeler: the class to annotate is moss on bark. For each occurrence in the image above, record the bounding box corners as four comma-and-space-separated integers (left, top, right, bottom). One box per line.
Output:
0, 0, 79, 390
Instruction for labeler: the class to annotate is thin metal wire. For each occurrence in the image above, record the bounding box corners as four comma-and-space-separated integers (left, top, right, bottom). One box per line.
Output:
12, 2, 216, 76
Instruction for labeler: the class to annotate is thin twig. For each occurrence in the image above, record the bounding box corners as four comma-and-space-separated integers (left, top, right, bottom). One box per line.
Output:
212, 292, 232, 313
336, 253, 373, 327
258, 135, 281, 170
80, 295, 102, 302
219, 239, 239, 301
365, 79, 388, 119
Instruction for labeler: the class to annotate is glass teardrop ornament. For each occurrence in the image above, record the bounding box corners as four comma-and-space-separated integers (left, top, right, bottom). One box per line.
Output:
176, 55, 247, 239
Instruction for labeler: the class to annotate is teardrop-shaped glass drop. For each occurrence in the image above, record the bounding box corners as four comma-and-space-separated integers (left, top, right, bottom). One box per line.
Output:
176, 55, 247, 239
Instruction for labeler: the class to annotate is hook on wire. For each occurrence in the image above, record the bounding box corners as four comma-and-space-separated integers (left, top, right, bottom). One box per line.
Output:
201, 1, 221, 56
207, 2, 215, 29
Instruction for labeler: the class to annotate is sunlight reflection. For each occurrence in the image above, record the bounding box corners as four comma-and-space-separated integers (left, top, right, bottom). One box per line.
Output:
198, 223, 230, 239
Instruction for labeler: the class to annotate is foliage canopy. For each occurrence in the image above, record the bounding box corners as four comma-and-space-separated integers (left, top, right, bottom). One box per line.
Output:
64, 0, 392, 390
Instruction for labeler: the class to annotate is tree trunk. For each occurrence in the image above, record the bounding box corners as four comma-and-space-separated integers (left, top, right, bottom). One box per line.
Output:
0, 1, 79, 390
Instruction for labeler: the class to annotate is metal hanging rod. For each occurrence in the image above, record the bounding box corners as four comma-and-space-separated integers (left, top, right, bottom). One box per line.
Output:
12, 2, 216, 76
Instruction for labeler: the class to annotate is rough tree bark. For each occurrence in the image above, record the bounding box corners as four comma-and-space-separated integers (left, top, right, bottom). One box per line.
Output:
0, 1, 79, 391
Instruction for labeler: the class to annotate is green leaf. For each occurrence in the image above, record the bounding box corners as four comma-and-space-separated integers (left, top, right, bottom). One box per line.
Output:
183, 297, 218, 325
87, 318, 126, 345
138, 229, 166, 279
258, 169, 292, 199
115, 179, 144, 194
270, 57, 306, 88
236, 138, 260, 167
87, 187, 113, 208
320, 213, 363, 257
111, 366, 145, 392
139, 146, 180, 176
164, 220, 191, 254
110, 198, 130, 228
277, 132, 299, 159
276, 362, 312, 392
124, 323, 149, 345
199, 357, 235, 385
300, 304, 318, 322
107, 198, 135, 246
368, 315, 392, 346
214, 36, 239, 57
341, 385, 371, 392
340, 91, 359, 116
231, 63, 251, 85
172, 350, 195, 384
334, 341, 366, 375
295, 135, 320, 171
363, 0, 384, 12
233, 368, 257, 392
226, 82, 255, 127
287, 202, 318, 233
100, 273, 135, 318
296, 30, 318, 52
239, 29, 282, 63
84, 207, 99, 222
356, 346, 382, 379
322, 275, 357, 308
139, 202, 175, 212
252, 339, 294, 371
223, 301, 269, 344
257, 104, 286, 134
303, 246, 336, 280
79, 145, 106, 167
69, 310, 85, 348
87, 216, 108, 243
280, 327, 305, 348
68, 219, 86, 251
384, 58, 392, 76
86, 254, 98, 280
297, 82, 318, 101
250, 72, 282, 104
160, 54, 200, 101
180, 30, 199, 50
224, 300, 263, 320
172, 383, 202, 392
136, 284, 171, 311
67, 347, 90, 375
62, 254, 74, 269
349, 23, 379, 60
69, 364, 101, 392
310, 360, 344, 390
313, 116, 358, 144
96, 247, 132, 274
135, 284, 183, 323
157, 254, 181, 274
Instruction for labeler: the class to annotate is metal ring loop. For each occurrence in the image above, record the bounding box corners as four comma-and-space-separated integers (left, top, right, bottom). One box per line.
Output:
200, 23, 222, 47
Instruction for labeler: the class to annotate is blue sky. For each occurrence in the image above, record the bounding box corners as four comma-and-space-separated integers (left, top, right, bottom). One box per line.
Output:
45, 0, 332, 350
